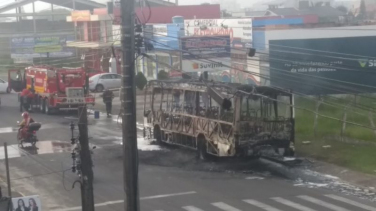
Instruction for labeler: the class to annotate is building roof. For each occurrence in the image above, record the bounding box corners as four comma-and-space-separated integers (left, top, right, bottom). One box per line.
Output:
267, 8, 301, 16
0, 0, 105, 14
245, 10, 267, 17
300, 6, 346, 17
265, 6, 346, 18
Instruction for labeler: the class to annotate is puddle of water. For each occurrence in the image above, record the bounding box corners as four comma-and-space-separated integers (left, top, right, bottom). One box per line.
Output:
114, 137, 161, 151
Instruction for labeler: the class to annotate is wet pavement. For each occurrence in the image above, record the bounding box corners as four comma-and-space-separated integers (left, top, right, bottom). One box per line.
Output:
0, 93, 375, 211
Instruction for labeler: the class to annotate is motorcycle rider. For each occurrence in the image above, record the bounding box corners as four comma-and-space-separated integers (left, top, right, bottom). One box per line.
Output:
19, 112, 35, 141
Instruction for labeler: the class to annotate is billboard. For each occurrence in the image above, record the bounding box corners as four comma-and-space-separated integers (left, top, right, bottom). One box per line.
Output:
12, 195, 42, 211
10, 35, 75, 59
182, 59, 228, 72
180, 36, 231, 60
269, 36, 376, 94
184, 19, 252, 48
71, 10, 91, 22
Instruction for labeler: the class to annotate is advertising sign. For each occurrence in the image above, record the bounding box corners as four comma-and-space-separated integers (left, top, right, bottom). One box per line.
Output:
180, 35, 230, 60
153, 24, 168, 36
182, 59, 228, 72
10, 35, 74, 59
269, 36, 376, 95
12, 195, 42, 211
71, 10, 91, 22
184, 19, 252, 48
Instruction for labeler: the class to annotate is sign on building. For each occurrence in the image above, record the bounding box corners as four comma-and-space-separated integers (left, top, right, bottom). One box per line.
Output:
180, 35, 231, 72
269, 36, 376, 94
184, 19, 252, 48
153, 24, 168, 36
12, 195, 42, 211
180, 36, 231, 60
71, 10, 91, 22
10, 35, 75, 60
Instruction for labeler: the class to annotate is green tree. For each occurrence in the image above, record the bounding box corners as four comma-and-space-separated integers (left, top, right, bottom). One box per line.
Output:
135, 71, 148, 90
359, 0, 367, 20
157, 70, 169, 80
336, 6, 348, 14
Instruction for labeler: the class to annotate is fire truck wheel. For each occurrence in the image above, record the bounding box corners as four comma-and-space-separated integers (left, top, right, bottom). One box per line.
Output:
197, 135, 208, 161
95, 84, 104, 92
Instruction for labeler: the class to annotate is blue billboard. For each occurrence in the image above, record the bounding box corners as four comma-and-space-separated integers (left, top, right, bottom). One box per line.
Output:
10, 35, 75, 58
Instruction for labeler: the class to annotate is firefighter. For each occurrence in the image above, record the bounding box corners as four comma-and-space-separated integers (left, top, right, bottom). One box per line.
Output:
20, 88, 35, 112
102, 89, 114, 117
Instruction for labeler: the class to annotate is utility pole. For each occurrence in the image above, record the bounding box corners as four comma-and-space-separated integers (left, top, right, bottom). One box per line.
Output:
4, 142, 12, 211
77, 106, 95, 211
120, 0, 139, 209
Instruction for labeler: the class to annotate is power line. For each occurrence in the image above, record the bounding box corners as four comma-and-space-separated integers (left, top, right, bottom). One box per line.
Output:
143, 37, 376, 126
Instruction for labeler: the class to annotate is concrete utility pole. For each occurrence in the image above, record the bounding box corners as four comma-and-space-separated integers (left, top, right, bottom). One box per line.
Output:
78, 106, 95, 211
120, 0, 140, 209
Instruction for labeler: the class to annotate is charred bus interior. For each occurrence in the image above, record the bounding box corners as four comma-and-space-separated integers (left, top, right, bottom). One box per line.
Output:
143, 80, 295, 159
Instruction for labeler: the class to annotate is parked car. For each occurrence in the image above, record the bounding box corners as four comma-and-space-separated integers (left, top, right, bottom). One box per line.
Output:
89, 73, 122, 92
0, 78, 10, 93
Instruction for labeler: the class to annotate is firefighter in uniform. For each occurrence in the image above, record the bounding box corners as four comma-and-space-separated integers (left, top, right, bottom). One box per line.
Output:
102, 89, 114, 117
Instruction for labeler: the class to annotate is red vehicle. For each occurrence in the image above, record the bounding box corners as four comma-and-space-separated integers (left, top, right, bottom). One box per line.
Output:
10, 65, 95, 114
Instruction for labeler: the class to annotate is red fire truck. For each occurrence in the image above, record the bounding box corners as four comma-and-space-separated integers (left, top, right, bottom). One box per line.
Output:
10, 65, 95, 114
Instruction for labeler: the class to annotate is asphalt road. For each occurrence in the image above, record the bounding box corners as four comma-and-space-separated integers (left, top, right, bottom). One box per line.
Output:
0, 92, 375, 211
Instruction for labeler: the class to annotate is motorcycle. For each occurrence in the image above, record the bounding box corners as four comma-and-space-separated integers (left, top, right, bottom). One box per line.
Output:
17, 122, 41, 147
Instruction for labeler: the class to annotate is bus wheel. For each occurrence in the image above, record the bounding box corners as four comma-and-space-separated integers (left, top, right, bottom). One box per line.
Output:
197, 135, 208, 160
153, 126, 162, 145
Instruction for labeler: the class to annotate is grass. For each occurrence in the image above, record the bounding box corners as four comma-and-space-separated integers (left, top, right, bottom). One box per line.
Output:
294, 95, 376, 175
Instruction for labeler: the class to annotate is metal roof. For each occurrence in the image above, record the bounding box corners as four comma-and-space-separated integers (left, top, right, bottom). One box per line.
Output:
0, 0, 105, 14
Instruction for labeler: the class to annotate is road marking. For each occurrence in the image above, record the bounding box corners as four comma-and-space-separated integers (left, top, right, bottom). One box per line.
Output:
272, 197, 316, 211
182, 206, 205, 211
211, 202, 242, 211
141, 191, 196, 200
243, 199, 282, 211
325, 194, 376, 211
52, 191, 196, 211
298, 195, 350, 211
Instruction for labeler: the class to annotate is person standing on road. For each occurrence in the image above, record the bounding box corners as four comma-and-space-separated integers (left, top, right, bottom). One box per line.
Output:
20, 88, 31, 112
102, 89, 114, 117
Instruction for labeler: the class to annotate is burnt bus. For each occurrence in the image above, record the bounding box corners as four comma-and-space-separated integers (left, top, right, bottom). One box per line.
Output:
143, 80, 295, 159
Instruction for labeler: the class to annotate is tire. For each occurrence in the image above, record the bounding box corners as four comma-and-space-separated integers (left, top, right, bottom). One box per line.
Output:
153, 126, 162, 145
95, 84, 104, 92
197, 135, 209, 160
6, 87, 11, 93
31, 136, 37, 146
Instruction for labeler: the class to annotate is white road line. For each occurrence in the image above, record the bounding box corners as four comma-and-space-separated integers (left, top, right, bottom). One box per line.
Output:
52, 191, 196, 211
297, 195, 350, 211
182, 206, 205, 211
211, 202, 242, 211
243, 199, 282, 211
325, 194, 376, 211
141, 191, 197, 200
272, 197, 317, 211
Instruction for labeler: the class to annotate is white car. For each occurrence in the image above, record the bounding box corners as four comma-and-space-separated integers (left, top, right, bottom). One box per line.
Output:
89, 73, 122, 92
0, 78, 10, 93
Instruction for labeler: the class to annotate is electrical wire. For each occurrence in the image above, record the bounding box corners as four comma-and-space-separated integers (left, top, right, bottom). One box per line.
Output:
142, 37, 376, 127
